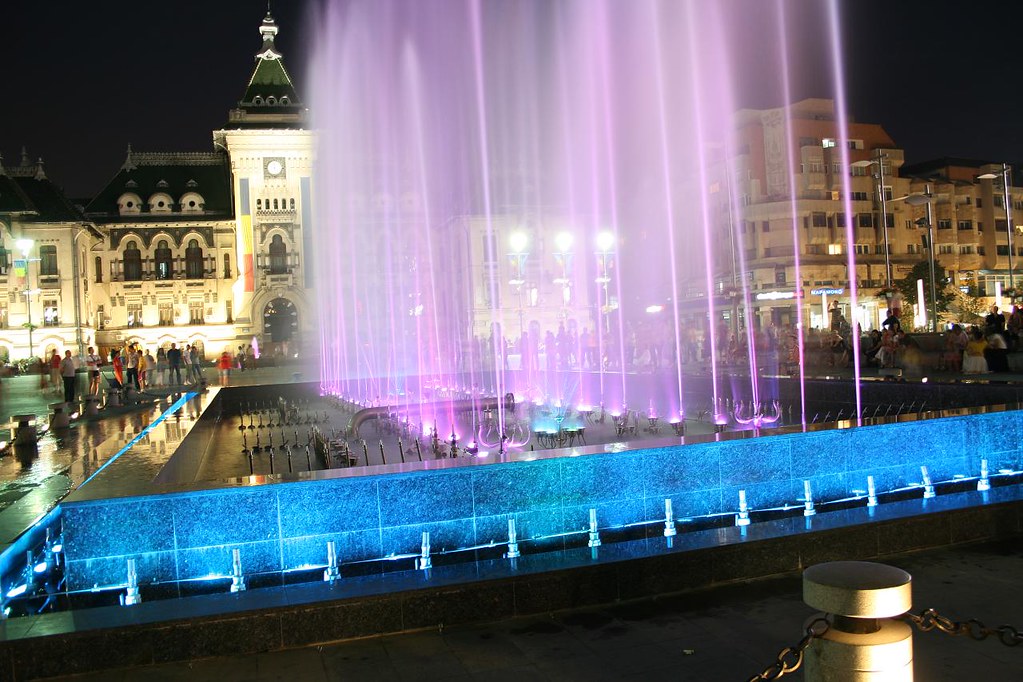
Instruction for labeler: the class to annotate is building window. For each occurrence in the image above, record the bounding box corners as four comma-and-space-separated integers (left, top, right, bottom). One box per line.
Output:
123, 240, 142, 281
907, 244, 921, 254
189, 300, 204, 325
827, 244, 843, 255
958, 220, 973, 231
223, 253, 232, 279
0, 242, 7, 276
835, 212, 846, 228
39, 245, 57, 276
761, 221, 770, 233
269, 234, 288, 274
883, 187, 893, 201
158, 302, 174, 326
811, 212, 827, 228
854, 244, 869, 255
995, 219, 1008, 232
127, 302, 143, 328
155, 240, 173, 280
994, 195, 1004, 208
997, 245, 1010, 256
938, 219, 952, 230
185, 239, 204, 279
960, 245, 975, 255
851, 191, 868, 201
977, 198, 984, 209
857, 214, 874, 228
938, 244, 954, 255
43, 299, 59, 326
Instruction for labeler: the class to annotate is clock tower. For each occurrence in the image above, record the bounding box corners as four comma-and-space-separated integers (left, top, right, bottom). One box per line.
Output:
214, 11, 315, 355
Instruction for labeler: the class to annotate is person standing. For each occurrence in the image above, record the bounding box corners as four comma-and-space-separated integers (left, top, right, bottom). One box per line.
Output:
49, 350, 62, 394
60, 350, 77, 405
143, 348, 155, 389
156, 347, 168, 386
111, 349, 124, 387
217, 351, 232, 387
167, 343, 183, 385
125, 344, 140, 390
85, 346, 101, 395
137, 347, 149, 390
189, 345, 204, 384
181, 345, 192, 384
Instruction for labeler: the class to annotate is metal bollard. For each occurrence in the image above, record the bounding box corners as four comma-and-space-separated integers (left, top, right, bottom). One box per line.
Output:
802, 561, 913, 680
49, 402, 70, 430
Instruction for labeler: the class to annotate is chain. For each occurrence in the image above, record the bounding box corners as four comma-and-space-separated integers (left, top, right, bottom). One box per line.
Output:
747, 617, 830, 681
902, 608, 1023, 647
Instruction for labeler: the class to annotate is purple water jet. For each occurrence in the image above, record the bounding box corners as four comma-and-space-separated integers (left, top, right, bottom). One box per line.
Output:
308, 0, 867, 445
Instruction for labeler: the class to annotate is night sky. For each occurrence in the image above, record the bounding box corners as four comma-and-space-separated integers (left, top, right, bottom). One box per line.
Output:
6, 0, 1022, 199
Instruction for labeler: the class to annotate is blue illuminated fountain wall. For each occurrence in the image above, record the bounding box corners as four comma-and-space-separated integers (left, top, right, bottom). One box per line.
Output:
60, 410, 1020, 592
308, 0, 860, 433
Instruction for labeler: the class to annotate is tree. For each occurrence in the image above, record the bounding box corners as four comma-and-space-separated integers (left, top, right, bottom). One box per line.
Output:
893, 260, 955, 328
948, 285, 987, 324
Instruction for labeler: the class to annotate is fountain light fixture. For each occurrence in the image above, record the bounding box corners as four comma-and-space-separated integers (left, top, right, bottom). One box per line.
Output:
15, 238, 33, 256
595, 230, 615, 253
645, 304, 664, 314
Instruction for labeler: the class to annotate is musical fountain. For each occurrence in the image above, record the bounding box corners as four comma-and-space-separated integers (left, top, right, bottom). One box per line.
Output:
0, 2, 1021, 678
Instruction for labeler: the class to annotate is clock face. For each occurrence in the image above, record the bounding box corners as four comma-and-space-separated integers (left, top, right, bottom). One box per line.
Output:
266, 160, 284, 176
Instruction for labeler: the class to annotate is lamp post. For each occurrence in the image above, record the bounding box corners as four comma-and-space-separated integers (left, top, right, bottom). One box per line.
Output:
595, 230, 615, 334
553, 231, 573, 317
852, 152, 891, 287
977, 164, 1014, 291
15, 239, 38, 359
905, 187, 939, 332
508, 231, 528, 335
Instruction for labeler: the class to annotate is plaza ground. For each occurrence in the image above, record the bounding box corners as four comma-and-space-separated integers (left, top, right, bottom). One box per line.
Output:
44, 539, 1023, 681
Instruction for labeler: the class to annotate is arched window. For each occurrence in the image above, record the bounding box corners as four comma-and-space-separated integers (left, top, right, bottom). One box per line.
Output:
223, 253, 232, 279
256, 199, 262, 211
94, 256, 102, 283
185, 239, 204, 279
273, 199, 279, 210
39, 245, 57, 276
155, 239, 173, 280
269, 234, 288, 274
289, 198, 295, 210
123, 240, 142, 281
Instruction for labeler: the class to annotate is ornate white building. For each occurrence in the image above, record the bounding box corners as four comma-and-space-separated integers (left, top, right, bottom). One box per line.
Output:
0, 12, 314, 363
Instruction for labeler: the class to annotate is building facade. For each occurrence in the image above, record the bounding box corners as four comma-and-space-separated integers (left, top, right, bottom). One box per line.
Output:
0, 12, 315, 364
705, 99, 1018, 333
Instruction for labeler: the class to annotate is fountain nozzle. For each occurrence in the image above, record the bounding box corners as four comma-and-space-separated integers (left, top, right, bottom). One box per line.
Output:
230, 548, 246, 592
735, 489, 751, 526
324, 541, 341, 582
978, 459, 991, 492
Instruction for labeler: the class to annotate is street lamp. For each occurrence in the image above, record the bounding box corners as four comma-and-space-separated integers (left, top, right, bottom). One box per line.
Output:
976, 164, 1015, 291
595, 230, 615, 333
905, 187, 939, 332
15, 239, 38, 359
508, 231, 529, 334
553, 231, 573, 310
852, 152, 892, 287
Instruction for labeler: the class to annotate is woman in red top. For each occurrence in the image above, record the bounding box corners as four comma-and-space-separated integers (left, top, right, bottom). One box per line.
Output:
217, 351, 232, 386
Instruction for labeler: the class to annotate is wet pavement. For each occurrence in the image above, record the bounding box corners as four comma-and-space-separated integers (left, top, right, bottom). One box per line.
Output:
43, 538, 1023, 682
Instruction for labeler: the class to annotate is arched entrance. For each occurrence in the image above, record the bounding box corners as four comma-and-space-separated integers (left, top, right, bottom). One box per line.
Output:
263, 298, 298, 356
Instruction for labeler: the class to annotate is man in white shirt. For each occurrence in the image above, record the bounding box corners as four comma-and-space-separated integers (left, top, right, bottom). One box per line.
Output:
181, 345, 192, 384
59, 350, 77, 405
125, 345, 140, 390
